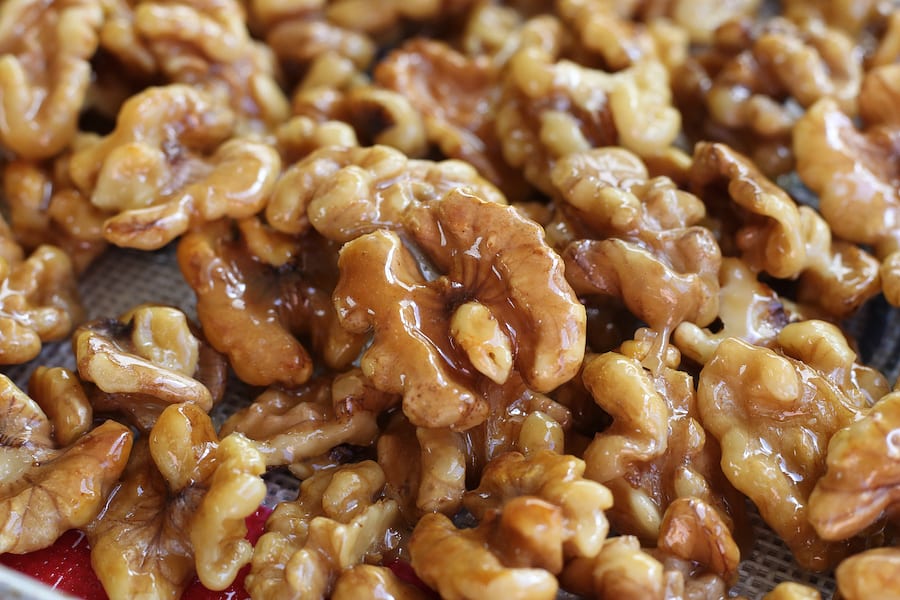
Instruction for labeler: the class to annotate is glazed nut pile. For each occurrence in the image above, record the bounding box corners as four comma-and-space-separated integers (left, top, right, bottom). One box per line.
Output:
3, 0, 900, 599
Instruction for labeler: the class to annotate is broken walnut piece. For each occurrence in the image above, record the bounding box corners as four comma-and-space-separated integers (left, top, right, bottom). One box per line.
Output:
87, 403, 266, 599
0, 373, 132, 554
74, 304, 227, 431
246, 460, 400, 600
835, 548, 900, 600
331, 564, 429, 600
0, 0, 102, 159
334, 189, 585, 430
656, 497, 740, 585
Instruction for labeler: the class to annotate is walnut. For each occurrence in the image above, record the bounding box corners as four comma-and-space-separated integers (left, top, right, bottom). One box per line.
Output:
835, 548, 900, 600
331, 564, 429, 600
696, 320, 890, 570
178, 219, 366, 387
0, 372, 132, 554
87, 403, 266, 598
782, 0, 892, 37
794, 64, 900, 305
265, 144, 506, 242
246, 461, 400, 600
73, 304, 227, 431
807, 391, 900, 541
0, 0, 102, 159
333, 189, 585, 430
274, 115, 359, 164
559, 535, 666, 600
220, 373, 384, 467
762, 582, 822, 600
0, 239, 84, 365
554, 148, 720, 372
656, 497, 740, 584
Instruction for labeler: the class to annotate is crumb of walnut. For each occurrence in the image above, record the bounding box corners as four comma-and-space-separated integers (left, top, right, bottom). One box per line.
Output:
333, 189, 585, 430
0, 372, 132, 554
74, 304, 227, 431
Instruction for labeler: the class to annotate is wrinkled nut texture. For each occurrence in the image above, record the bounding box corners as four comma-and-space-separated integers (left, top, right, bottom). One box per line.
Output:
555, 148, 720, 371
807, 391, 900, 541
88, 403, 265, 600
657, 497, 740, 583
74, 304, 227, 430
246, 461, 400, 600
334, 189, 586, 430
220, 374, 383, 467
0, 243, 83, 365
178, 219, 366, 387
561, 535, 666, 600
265, 144, 506, 242
331, 564, 428, 600
696, 321, 888, 570
836, 548, 900, 600
409, 511, 559, 600
0, 0, 102, 159
0, 374, 132, 554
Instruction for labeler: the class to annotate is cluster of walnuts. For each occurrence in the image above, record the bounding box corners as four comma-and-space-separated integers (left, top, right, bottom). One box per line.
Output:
1, 0, 900, 599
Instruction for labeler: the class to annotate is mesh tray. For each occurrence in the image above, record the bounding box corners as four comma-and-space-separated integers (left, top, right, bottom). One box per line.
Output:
2, 242, 900, 599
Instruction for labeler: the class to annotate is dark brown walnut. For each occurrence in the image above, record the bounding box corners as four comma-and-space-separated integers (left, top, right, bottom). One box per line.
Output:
220, 372, 385, 467
178, 218, 366, 387
334, 189, 586, 430
100, 0, 288, 132
676, 17, 862, 175
554, 148, 720, 372
0, 372, 132, 554
87, 403, 266, 599
69, 84, 282, 250
3, 155, 109, 274
74, 304, 227, 431
580, 333, 741, 543
495, 31, 680, 194
697, 320, 890, 571
0, 0, 102, 159
265, 143, 506, 242
807, 391, 900, 541
0, 238, 84, 365
835, 548, 900, 600
794, 64, 900, 305
246, 461, 401, 600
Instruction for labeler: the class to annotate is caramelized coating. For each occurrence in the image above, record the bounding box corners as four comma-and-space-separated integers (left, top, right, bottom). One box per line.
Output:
657, 497, 740, 584
73, 304, 227, 430
560, 535, 666, 600
87, 403, 266, 599
409, 511, 559, 600
555, 148, 721, 371
178, 219, 365, 387
0, 238, 84, 365
697, 320, 890, 570
808, 391, 900, 541
762, 582, 822, 600
334, 189, 585, 430
246, 461, 400, 600
265, 144, 506, 241
220, 374, 383, 467
331, 564, 429, 600
0, 373, 132, 554
0, 0, 102, 159
835, 548, 900, 600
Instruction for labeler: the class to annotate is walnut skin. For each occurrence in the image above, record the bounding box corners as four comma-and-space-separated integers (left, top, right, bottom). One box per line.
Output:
334, 189, 586, 430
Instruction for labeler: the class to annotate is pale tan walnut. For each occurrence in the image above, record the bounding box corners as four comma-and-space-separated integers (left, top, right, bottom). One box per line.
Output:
74, 304, 227, 431
0, 372, 132, 554
0, 241, 84, 365
334, 189, 586, 430
0, 0, 102, 159
674, 258, 802, 365
274, 115, 359, 164
807, 391, 900, 541
3, 157, 109, 274
554, 148, 720, 372
100, 0, 289, 132
265, 144, 506, 242
332, 564, 429, 600
580, 336, 740, 543
762, 582, 822, 600
696, 320, 890, 570
495, 38, 680, 194
836, 548, 900, 600
246, 460, 400, 600
463, 450, 613, 562
559, 535, 666, 600
782, 0, 892, 37
409, 510, 560, 600
178, 219, 366, 387
87, 403, 266, 599
220, 373, 384, 467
